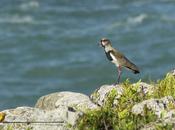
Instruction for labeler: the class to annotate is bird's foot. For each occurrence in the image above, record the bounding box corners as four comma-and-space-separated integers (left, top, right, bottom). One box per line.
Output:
112, 82, 119, 86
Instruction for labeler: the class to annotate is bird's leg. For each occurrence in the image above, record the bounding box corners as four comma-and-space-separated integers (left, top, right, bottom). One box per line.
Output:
113, 66, 122, 86
117, 66, 122, 84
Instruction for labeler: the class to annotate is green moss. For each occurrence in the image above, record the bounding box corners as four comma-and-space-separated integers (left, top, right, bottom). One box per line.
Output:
76, 74, 175, 130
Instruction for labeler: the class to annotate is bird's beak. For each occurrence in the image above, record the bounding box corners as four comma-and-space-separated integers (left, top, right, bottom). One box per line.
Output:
98, 42, 102, 47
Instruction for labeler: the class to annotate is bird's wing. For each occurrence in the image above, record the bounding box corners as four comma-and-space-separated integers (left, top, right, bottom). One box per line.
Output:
110, 49, 140, 74
109, 48, 125, 60
122, 56, 140, 74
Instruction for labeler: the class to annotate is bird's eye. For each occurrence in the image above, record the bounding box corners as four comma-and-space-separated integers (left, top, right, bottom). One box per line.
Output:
101, 39, 106, 42
101, 39, 108, 43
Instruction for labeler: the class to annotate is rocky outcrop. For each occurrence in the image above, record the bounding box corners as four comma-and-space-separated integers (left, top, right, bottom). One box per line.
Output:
0, 92, 98, 130
0, 70, 175, 130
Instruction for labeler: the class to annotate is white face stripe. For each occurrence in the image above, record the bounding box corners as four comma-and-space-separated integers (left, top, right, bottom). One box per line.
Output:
101, 41, 106, 46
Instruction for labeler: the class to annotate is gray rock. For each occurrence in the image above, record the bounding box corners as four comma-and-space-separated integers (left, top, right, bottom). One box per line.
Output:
35, 91, 98, 112
163, 110, 175, 123
0, 92, 99, 130
170, 69, 175, 76
132, 96, 175, 130
90, 84, 123, 106
132, 96, 174, 118
0, 107, 67, 130
35, 92, 98, 126
133, 82, 154, 95
140, 122, 159, 130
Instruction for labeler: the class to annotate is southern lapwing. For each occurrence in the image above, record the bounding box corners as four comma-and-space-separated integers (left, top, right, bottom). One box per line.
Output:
100, 38, 140, 84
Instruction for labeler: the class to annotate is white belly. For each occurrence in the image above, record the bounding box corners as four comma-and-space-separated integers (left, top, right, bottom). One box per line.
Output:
112, 60, 119, 67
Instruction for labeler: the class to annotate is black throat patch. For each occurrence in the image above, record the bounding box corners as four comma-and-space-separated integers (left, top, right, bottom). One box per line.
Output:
105, 51, 113, 61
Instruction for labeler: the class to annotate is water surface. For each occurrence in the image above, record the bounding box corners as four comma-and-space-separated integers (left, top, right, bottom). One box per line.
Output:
0, 0, 175, 110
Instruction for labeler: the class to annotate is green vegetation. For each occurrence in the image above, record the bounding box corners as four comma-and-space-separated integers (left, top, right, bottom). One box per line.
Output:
76, 74, 175, 130
154, 73, 175, 98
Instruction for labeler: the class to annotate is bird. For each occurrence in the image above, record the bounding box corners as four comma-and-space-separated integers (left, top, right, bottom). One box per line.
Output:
99, 38, 140, 84
0, 112, 6, 123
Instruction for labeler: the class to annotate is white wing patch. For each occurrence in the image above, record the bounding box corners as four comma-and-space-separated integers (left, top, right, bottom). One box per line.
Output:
110, 53, 117, 61
110, 53, 119, 66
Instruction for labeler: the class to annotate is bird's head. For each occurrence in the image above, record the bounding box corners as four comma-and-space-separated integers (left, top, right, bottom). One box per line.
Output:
100, 38, 112, 47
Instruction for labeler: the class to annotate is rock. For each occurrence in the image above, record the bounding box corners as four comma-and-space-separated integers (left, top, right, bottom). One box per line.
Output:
170, 69, 175, 76
35, 92, 98, 126
0, 92, 99, 130
140, 122, 160, 130
133, 82, 154, 95
163, 110, 175, 123
132, 96, 174, 118
0, 107, 67, 130
35, 92, 98, 112
90, 84, 123, 106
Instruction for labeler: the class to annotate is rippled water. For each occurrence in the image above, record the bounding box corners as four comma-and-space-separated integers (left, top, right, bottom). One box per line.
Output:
0, 0, 175, 110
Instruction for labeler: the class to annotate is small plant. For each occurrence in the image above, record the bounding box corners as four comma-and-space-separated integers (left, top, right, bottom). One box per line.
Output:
77, 89, 117, 130
154, 73, 175, 98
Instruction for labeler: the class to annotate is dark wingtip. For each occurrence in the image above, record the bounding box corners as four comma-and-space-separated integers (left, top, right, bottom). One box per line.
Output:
134, 70, 140, 74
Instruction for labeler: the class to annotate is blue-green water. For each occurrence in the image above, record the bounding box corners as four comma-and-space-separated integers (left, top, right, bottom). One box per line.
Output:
0, 0, 175, 110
